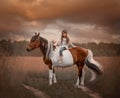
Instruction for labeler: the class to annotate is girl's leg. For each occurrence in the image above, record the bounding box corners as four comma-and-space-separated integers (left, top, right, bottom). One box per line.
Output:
59, 47, 66, 63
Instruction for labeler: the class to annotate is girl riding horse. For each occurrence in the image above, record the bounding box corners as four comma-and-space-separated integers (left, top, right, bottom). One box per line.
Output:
26, 32, 103, 87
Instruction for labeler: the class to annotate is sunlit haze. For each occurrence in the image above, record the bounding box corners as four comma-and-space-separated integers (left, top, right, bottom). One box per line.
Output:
0, 0, 120, 43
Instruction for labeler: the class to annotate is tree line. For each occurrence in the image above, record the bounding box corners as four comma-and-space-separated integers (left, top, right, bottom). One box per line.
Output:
0, 40, 120, 56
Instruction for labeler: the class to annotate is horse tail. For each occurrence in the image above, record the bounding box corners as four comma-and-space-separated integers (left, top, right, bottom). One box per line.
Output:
85, 49, 103, 76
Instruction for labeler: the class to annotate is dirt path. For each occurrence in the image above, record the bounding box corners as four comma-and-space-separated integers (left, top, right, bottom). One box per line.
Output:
22, 84, 50, 98
23, 83, 102, 98
80, 86, 103, 98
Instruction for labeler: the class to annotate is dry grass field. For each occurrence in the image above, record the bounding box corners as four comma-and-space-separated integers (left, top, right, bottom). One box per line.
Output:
0, 56, 120, 98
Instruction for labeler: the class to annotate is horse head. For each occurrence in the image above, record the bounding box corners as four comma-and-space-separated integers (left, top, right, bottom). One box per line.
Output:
26, 32, 40, 52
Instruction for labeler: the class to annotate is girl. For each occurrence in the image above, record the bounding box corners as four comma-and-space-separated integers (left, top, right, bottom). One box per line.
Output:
59, 30, 75, 63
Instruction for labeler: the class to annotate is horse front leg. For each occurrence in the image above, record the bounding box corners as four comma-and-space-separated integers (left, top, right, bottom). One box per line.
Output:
53, 68, 57, 84
49, 69, 53, 85
49, 65, 53, 86
49, 65, 57, 85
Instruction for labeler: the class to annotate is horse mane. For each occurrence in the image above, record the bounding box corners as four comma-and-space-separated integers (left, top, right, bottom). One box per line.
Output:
40, 36, 48, 43
39, 36, 48, 56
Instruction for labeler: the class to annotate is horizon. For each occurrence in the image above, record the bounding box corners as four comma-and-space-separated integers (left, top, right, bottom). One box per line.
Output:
1, 37, 120, 45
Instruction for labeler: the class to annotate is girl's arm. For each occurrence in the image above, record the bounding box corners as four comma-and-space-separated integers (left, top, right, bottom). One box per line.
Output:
69, 40, 76, 47
56, 39, 61, 46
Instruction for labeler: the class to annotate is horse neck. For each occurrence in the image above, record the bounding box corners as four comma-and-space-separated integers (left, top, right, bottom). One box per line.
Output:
39, 37, 48, 57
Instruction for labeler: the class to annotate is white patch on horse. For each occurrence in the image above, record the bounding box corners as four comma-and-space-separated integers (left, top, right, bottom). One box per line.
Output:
49, 46, 74, 67
53, 73, 57, 83
51, 50, 74, 67
75, 77, 80, 87
49, 69, 53, 85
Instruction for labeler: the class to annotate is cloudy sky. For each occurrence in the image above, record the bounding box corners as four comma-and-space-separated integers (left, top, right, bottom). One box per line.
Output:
0, 0, 120, 43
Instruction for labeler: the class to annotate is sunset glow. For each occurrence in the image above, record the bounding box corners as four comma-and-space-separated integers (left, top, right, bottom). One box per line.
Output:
0, 0, 120, 43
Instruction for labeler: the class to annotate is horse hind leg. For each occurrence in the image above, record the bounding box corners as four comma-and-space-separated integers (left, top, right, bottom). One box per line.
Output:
75, 62, 84, 88
80, 68, 85, 86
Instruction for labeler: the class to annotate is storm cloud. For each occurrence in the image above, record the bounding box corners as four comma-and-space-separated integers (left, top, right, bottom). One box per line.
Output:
0, 0, 120, 43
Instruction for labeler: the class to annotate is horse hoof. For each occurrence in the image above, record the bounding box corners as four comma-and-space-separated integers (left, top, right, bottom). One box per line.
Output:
49, 83, 53, 86
74, 84, 80, 88
54, 81, 57, 84
49, 85, 52, 86
53, 80, 57, 84
80, 85, 85, 87
80, 83, 85, 86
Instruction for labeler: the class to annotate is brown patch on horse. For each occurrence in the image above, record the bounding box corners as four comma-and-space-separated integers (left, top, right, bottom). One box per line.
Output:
43, 57, 52, 69
29, 41, 40, 49
69, 47, 88, 64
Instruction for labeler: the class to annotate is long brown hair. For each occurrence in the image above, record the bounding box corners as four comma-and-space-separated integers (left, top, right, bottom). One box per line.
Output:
61, 30, 69, 44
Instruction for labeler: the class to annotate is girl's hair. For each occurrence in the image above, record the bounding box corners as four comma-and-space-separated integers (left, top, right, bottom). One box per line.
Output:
61, 30, 69, 43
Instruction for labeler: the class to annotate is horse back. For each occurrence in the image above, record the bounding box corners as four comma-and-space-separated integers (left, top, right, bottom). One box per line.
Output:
69, 46, 88, 63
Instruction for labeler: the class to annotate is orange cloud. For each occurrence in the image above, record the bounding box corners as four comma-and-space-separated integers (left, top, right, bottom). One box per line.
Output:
0, 0, 120, 43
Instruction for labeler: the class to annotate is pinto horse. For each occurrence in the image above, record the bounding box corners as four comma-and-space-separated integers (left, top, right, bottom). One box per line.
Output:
26, 33, 103, 88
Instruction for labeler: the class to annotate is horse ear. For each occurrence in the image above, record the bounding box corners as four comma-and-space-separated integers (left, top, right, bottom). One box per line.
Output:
38, 32, 40, 36
35, 32, 37, 36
